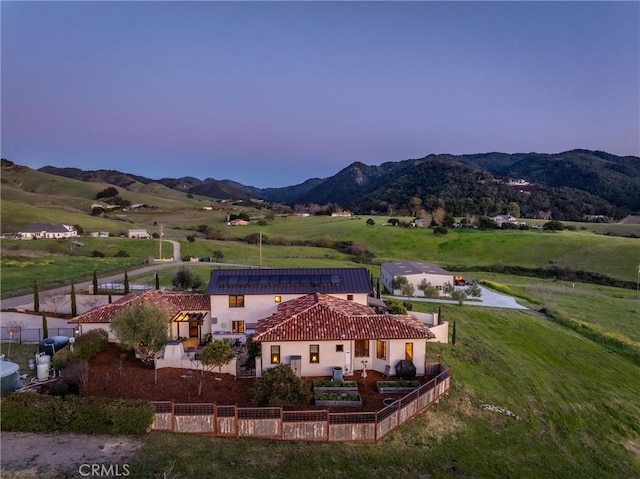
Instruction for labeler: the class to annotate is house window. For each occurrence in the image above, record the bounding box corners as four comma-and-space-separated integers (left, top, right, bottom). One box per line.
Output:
229, 295, 245, 308
355, 339, 369, 357
405, 342, 413, 361
271, 345, 280, 364
347, 294, 354, 301
376, 340, 387, 360
310, 345, 319, 363
336, 344, 344, 352
232, 320, 245, 333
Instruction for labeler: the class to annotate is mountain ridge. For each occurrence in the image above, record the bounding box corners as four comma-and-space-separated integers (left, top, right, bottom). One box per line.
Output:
18, 149, 640, 221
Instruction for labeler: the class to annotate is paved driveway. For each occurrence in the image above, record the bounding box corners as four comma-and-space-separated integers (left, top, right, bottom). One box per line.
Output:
387, 286, 527, 309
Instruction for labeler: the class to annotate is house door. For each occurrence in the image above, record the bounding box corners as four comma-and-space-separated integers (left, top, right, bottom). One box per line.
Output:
189, 320, 199, 338
344, 350, 352, 375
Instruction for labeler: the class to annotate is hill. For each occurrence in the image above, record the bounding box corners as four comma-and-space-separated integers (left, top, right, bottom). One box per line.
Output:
9, 149, 640, 221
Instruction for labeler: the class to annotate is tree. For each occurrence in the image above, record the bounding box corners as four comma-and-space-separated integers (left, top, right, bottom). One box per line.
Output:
366, 218, 375, 226
451, 320, 457, 345
391, 275, 409, 295
211, 250, 224, 262
110, 299, 169, 367
507, 202, 521, 218
155, 271, 160, 290
92, 270, 98, 295
251, 364, 312, 407
465, 283, 482, 299
42, 312, 49, 339
186, 235, 196, 243
418, 279, 439, 298
410, 197, 422, 217
400, 281, 415, 303
34, 281, 40, 312
171, 266, 203, 291
123, 270, 130, 294
194, 340, 235, 397
70, 279, 77, 316
451, 289, 467, 305
385, 298, 407, 314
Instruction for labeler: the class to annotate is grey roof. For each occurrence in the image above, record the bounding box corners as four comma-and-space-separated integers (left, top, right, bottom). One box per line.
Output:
22, 223, 73, 233
207, 268, 373, 296
381, 261, 452, 277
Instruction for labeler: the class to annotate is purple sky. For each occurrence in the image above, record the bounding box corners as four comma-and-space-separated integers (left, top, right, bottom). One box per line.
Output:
2, 2, 638, 188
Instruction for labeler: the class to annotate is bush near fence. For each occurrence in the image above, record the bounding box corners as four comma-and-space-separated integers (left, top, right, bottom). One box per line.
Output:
0, 393, 154, 435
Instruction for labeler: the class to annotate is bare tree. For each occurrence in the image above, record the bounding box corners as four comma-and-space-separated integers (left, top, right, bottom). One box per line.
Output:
40, 291, 69, 314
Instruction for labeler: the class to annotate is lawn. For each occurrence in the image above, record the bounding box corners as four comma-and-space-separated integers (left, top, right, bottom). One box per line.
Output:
123, 303, 640, 479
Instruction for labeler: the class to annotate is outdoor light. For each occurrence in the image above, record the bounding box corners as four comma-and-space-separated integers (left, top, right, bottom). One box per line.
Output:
274, 296, 281, 303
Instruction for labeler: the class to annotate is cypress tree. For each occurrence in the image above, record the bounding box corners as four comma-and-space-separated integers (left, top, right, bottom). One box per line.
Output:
108, 293, 112, 304
438, 306, 442, 325
70, 279, 77, 316
92, 270, 98, 295
155, 271, 160, 290
41, 311, 49, 339
33, 281, 40, 312
451, 320, 456, 345
124, 270, 130, 294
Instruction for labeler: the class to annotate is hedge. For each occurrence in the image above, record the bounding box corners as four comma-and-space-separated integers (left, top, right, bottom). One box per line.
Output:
0, 394, 154, 435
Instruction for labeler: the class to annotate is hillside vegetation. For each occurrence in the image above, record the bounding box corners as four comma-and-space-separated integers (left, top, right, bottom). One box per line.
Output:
1, 160, 639, 478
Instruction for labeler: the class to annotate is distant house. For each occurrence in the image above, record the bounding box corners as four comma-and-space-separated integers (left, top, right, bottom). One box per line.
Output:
380, 261, 454, 296
19, 223, 77, 240
493, 214, 522, 228
128, 229, 151, 239
227, 219, 249, 226
331, 211, 352, 217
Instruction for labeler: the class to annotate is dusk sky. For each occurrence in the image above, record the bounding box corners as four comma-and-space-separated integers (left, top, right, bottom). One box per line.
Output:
2, 1, 638, 188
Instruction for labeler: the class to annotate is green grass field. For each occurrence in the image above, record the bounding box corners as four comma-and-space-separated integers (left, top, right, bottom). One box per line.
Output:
123, 300, 640, 479
2, 187, 640, 478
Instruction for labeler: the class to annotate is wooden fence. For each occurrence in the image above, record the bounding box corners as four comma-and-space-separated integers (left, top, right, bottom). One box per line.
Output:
149, 368, 451, 443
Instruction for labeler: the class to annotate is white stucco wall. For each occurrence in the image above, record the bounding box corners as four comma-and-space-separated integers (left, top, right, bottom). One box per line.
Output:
210, 292, 370, 334
257, 338, 429, 378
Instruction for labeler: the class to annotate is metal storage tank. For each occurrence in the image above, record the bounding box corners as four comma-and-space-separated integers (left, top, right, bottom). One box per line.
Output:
0, 360, 21, 392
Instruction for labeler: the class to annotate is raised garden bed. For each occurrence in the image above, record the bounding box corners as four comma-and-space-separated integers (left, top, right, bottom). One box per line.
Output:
314, 392, 363, 408
376, 380, 420, 394
313, 380, 358, 394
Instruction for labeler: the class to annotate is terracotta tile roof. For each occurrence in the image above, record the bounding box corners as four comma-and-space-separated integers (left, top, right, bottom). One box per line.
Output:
253, 293, 435, 342
68, 290, 209, 324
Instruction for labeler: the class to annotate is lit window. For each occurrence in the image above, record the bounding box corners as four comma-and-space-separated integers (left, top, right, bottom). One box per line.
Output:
355, 339, 369, 357
405, 342, 413, 361
232, 321, 245, 333
229, 295, 245, 308
309, 344, 320, 363
274, 295, 282, 303
376, 340, 387, 360
271, 345, 280, 364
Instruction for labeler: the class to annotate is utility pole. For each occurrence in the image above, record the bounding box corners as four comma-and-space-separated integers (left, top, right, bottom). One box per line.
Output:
158, 223, 164, 260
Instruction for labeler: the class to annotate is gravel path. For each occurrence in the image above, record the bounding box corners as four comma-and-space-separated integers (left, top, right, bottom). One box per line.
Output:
0, 432, 144, 479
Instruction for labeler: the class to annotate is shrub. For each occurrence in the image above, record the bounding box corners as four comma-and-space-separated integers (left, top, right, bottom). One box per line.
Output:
74, 329, 108, 360
251, 364, 312, 407
92, 250, 106, 258
0, 394, 153, 434
52, 346, 73, 370
114, 249, 130, 257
